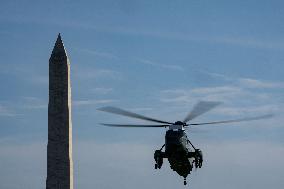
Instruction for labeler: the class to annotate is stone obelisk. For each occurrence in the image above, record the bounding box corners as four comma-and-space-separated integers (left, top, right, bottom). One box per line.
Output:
46, 34, 73, 189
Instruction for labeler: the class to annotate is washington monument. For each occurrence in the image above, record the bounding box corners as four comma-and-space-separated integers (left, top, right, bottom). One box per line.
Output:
46, 34, 73, 189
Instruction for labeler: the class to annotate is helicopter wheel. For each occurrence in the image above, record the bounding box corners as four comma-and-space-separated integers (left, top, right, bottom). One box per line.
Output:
183, 178, 187, 185
155, 164, 158, 169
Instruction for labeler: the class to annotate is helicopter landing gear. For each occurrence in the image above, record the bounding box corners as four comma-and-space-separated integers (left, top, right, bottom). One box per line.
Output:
154, 145, 165, 169
183, 177, 187, 185
187, 139, 203, 169
194, 149, 203, 169
154, 150, 164, 169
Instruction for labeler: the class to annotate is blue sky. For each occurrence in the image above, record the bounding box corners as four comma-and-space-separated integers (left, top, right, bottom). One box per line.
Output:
0, 0, 284, 188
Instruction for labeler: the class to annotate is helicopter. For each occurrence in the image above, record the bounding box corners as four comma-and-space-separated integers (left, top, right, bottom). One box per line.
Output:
98, 101, 273, 185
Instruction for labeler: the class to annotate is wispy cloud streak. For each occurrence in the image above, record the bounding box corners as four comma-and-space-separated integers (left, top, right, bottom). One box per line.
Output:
0, 104, 17, 117
74, 48, 119, 60
21, 97, 47, 109
73, 68, 122, 80
64, 22, 284, 50
204, 71, 284, 89
4, 15, 284, 50
91, 87, 113, 95
138, 59, 184, 71
159, 81, 282, 117
73, 99, 115, 106
238, 78, 284, 89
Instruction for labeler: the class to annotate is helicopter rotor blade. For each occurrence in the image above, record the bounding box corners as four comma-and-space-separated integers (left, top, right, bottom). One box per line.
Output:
183, 101, 222, 123
100, 123, 170, 128
189, 114, 273, 126
97, 106, 173, 124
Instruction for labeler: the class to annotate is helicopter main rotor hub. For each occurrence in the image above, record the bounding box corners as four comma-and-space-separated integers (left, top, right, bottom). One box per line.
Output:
169, 121, 186, 130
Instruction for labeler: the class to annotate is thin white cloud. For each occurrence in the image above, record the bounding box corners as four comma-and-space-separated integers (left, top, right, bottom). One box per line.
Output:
73, 68, 122, 80
0, 97, 47, 117
200, 70, 232, 81
190, 86, 242, 95
238, 78, 284, 89
0, 104, 17, 117
4, 15, 284, 50
91, 87, 113, 94
74, 48, 119, 60
21, 97, 47, 109
159, 83, 281, 118
29, 75, 48, 85
138, 59, 184, 71
73, 99, 115, 106
215, 36, 284, 50
160, 86, 245, 103
204, 71, 284, 89
215, 104, 280, 116
66, 23, 284, 50
89, 24, 284, 50
0, 63, 48, 86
